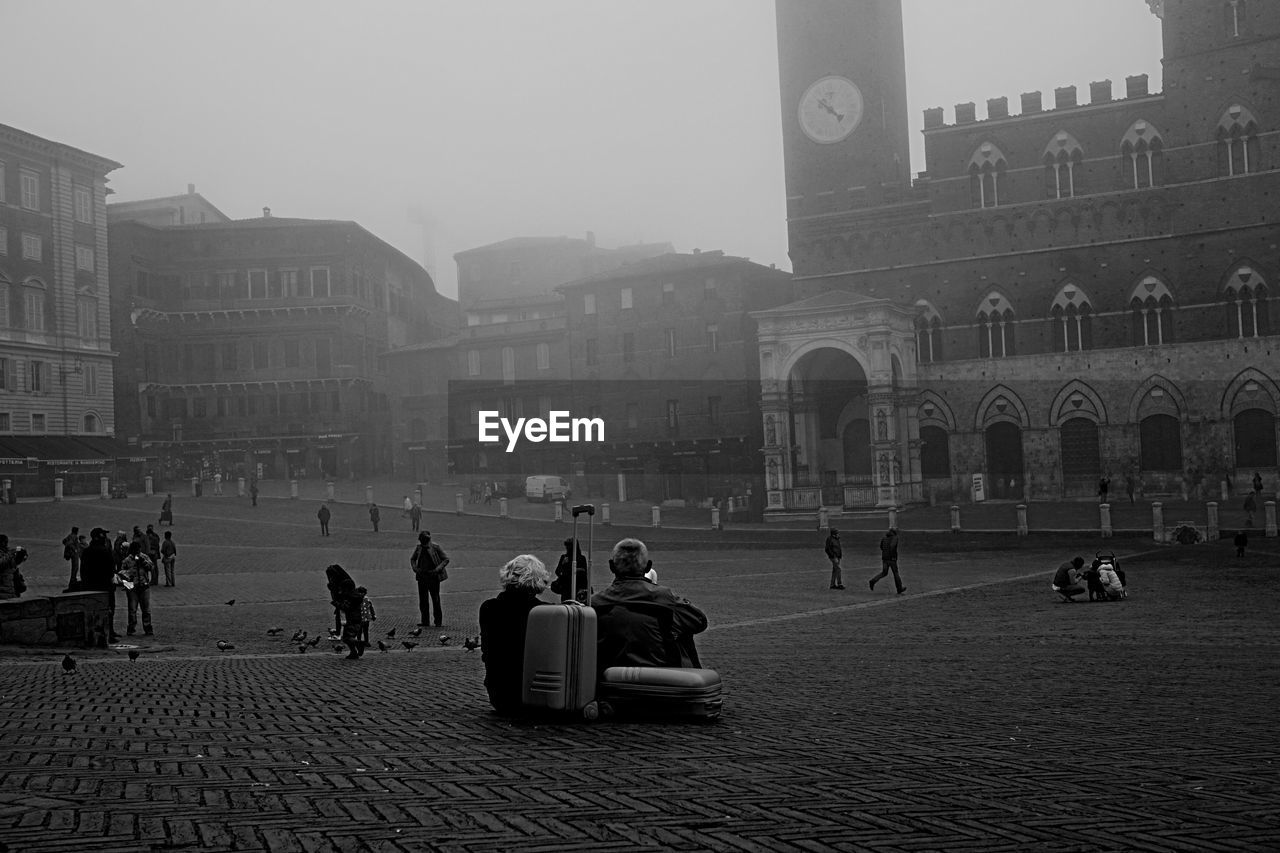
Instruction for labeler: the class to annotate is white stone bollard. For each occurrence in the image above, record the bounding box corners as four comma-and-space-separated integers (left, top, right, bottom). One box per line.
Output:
711, 506, 721, 530
1016, 503, 1028, 537
290, 480, 299, 499
54, 478, 63, 502
1152, 502, 1164, 543
950, 505, 961, 533
499, 497, 508, 519
238, 477, 246, 497
327, 481, 335, 501
414, 487, 422, 506
888, 506, 898, 530
1100, 503, 1112, 538
1206, 501, 1219, 541
602, 503, 611, 526
651, 506, 661, 528
364, 485, 373, 505
191, 476, 199, 497
101, 477, 110, 500
455, 492, 464, 515
817, 507, 829, 530
1221, 480, 1229, 501
1265, 501, 1277, 538
144, 476, 153, 496
554, 501, 564, 523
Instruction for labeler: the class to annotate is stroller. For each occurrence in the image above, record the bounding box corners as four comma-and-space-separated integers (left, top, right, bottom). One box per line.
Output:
1091, 551, 1127, 601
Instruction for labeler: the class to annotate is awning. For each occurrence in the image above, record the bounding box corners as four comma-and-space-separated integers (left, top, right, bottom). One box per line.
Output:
0, 436, 130, 466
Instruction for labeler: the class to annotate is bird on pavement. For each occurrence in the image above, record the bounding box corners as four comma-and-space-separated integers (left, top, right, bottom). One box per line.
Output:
401, 641, 418, 651
306, 635, 321, 647
267, 628, 284, 636
217, 641, 235, 651
128, 650, 141, 661
462, 637, 480, 652
225, 599, 236, 606
327, 628, 340, 638
332, 644, 346, 654
291, 630, 307, 643
61, 655, 76, 674
408, 627, 423, 638
297, 644, 307, 654
438, 635, 451, 646
377, 641, 390, 653
385, 628, 396, 639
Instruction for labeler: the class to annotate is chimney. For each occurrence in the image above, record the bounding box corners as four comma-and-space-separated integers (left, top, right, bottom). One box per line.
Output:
1054, 86, 1078, 109
187, 183, 196, 195
262, 207, 271, 219
1126, 74, 1150, 98
1090, 79, 1113, 104
954, 102, 977, 124
986, 97, 1009, 120
1021, 91, 1043, 114
923, 107, 945, 129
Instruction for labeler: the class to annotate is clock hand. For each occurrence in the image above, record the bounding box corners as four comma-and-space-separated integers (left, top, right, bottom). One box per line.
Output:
818, 97, 845, 122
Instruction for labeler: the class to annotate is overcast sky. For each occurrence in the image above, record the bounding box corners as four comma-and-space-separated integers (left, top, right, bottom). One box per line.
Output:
2, 1, 1162, 299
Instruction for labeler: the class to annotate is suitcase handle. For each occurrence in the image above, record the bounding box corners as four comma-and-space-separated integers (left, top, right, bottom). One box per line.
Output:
571, 504, 595, 517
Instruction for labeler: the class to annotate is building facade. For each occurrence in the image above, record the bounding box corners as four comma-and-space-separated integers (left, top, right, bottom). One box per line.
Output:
0, 123, 123, 496
109, 211, 457, 483
764, 0, 1280, 516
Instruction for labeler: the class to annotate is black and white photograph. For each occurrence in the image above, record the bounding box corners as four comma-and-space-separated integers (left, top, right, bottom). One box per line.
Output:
0, 1, 1277, 850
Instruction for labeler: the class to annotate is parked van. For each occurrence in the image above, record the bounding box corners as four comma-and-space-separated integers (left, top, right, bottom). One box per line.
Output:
525, 475, 571, 502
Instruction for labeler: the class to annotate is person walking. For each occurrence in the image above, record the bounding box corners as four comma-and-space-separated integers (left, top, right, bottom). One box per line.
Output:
409, 501, 422, 532
824, 528, 845, 590
317, 503, 331, 536
369, 503, 380, 533
411, 531, 450, 627
61, 526, 83, 592
119, 541, 154, 636
869, 528, 905, 594
160, 530, 177, 587
80, 528, 119, 642
1253, 471, 1264, 495
249, 480, 259, 507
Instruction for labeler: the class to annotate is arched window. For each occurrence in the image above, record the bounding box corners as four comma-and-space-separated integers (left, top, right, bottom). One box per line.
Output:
968, 142, 1007, 209
82, 413, 100, 433
1139, 413, 1183, 471
1130, 276, 1175, 346
977, 292, 1016, 358
1234, 408, 1277, 468
1223, 265, 1270, 338
914, 301, 943, 363
920, 425, 951, 478
1217, 104, 1260, 177
1044, 132, 1084, 199
1121, 121, 1165, 189
1060, 418, 1102, 488
1050, 284, 1093, 352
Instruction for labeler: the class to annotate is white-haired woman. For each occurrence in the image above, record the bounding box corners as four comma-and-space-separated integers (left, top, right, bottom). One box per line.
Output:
478, 554, 551, 715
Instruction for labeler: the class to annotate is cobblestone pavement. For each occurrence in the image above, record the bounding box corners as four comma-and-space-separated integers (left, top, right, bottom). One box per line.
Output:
2, 498, 1278, 851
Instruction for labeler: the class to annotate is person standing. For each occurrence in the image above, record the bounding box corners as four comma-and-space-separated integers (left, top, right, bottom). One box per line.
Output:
1244, 491, 1257, 527
213, 471, 223, 496
411, 531, 450, 627
112, 531, 129, 573
145, 525, 162, 586
160, 493, 174, 526
409, 501, 422, 532
249, 480, 259, 507
62, 526, 83, 592
317, 503, 331, 536
0, 535, 17, 600
1097, 475, 1110, 504
1253, 471, 1264, 495
869, 528, 905, 594
824, 529, 844, 590
550, 537, 589, 603
369, 503, 380, 532
80, 528, 119, 642
1125, 474, 1136, 504
160, 530, 178, 587
120, 541, 154, 636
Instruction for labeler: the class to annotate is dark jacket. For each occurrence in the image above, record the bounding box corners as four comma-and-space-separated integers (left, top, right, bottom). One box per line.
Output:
551, 550, 589, 602
317, 505, 331, 522
879, 533, 898, 561
80, 540, 117, 592
591, 576, 707, 670
478, 589, 546, 714
824, 534, 842, 560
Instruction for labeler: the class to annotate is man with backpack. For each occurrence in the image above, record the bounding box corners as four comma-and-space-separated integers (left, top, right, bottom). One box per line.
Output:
411, 531, 450, 627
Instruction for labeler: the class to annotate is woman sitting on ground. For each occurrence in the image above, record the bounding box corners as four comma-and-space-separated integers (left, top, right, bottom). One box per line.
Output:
478, 554, 551, 715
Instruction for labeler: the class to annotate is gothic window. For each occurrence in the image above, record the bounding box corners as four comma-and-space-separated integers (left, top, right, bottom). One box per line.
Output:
1121, 121, 1165, 189
1234, 408, 1277, 468
1043, 132, 1084, 199
1139, 414, 1183, 471
1217, 105, 1260, 176
968, 142, 1007, 209
919, 425, 951, 478
1050, 284, 1093, 352
1129, 276, 1175, 346
976, 293, 1016, 358
1223, 265, 1270, 338
914, 301, 943, 363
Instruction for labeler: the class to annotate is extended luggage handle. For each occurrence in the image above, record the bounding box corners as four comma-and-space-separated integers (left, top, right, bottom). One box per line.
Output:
569, 503, 595, 604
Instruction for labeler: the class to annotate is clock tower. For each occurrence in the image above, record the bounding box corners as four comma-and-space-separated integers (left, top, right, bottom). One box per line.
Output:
776, 0, 911, 222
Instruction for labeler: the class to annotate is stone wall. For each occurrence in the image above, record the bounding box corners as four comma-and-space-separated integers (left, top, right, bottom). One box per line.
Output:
0, 591, 112, 647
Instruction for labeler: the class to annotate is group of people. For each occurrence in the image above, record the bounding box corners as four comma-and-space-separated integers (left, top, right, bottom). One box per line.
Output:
476, 537, 708, 716
1052, 556, 1127, 603
823, 528, 907, 594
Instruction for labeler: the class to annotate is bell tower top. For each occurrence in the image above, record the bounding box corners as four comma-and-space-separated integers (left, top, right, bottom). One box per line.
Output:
776, 0, 911, 217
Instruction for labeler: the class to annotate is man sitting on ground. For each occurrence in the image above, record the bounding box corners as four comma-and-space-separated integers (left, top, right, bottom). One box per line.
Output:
1052, 557, 1087, 603
591, 538, 707, 670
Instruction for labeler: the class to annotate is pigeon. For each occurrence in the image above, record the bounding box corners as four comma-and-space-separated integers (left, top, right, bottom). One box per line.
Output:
61, 654, 76, 674
291, 630, 307, 643
332, 644, 346, 654
438, 635, 450, 646
377, 641, 390, 653
385, 628, 397, 639
462, 637, 480, 652
401, 641, 417, 651
297, 644, 307, 654
306, 636, 321, 648
217, 641, 235, 651
225, 599, 236, 606
408, 627, 422, 638
128, 650, 141, 661
267, 628, 284, 636
327, 628, 340, 638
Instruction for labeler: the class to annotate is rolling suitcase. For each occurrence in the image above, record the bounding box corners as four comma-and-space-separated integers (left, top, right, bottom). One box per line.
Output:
522, 504, 600, 719
598, 667, 723, 721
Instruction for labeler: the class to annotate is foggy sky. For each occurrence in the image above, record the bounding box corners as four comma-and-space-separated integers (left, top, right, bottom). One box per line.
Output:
1, 1, 1162, 299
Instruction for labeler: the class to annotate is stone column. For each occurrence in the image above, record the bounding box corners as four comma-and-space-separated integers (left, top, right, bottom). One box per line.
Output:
601, 502, 612, 526
54, 478, 63, 502
950, 505, 961, 533
555, 501, 564, 523
326, 481, 335, 501
1100, 503, 1112, 538
237, 477, 246, 497
364, 484, 372, 504
1206, 502, 1219, 541
651, 506, 661, 527
817, 507, 829, 530
100, 477, 109, 500
144, 476, 153, 496
499, 497, 508, 519
291, 480, 300, 499
710, 505, 721, 530
455, 492, 464, 515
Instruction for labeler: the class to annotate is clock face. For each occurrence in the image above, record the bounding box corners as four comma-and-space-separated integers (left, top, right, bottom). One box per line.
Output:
798, 76, 864, 144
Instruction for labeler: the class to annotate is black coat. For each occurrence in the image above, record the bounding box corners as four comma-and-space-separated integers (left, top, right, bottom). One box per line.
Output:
80, 541, 117, 592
